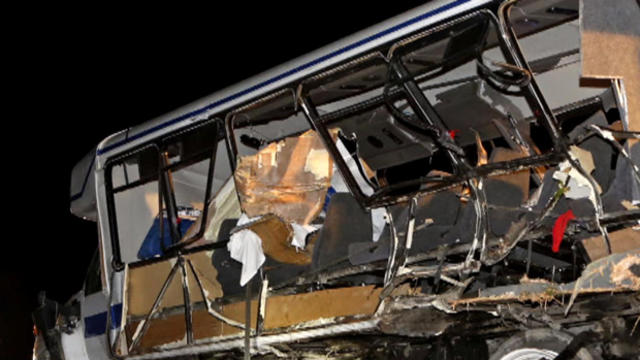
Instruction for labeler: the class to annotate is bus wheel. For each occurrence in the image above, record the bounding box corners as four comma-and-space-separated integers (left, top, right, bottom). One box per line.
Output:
489, 329, 599, 360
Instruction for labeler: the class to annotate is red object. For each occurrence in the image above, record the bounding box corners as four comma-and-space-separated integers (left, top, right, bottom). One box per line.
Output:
448, 129, 460, 139
552, 209, 575, 253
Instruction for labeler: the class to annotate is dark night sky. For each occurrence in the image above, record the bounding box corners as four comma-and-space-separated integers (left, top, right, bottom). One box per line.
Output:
3, 2, 428, 358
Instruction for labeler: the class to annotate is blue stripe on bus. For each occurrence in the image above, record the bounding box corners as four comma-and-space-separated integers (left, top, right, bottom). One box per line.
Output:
84, 303, 123, 338
71, 0, 474, 203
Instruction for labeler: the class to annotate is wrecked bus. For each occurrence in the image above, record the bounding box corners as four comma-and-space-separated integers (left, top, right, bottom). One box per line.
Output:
33, 0, 640, 359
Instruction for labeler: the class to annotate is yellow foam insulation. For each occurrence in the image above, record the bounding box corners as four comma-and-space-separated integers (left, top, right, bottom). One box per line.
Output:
234, 130, 334, 225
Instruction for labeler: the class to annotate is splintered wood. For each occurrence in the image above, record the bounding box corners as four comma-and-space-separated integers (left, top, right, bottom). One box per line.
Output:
247, 215, 313, 265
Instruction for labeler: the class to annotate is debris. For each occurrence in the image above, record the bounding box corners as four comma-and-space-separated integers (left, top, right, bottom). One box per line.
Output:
371, 207, 387, 242
58, 3, 640, 359
251, 215, 312, 266
611, 253, 640, 288
564, 250, 640, 315
234, 130, 333, 225
290, 222, 317, 250
473, 130, 488, 166
553, 160, 600, 202
227, 214, 266, 286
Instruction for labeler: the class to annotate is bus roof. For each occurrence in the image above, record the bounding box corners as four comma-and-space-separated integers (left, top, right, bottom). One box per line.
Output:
70, 0, 494, 216
95, 0, 492, 160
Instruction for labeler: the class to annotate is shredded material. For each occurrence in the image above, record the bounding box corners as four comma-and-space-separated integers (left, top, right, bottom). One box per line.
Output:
227, 214, 266, 286
291, 223, 317, 250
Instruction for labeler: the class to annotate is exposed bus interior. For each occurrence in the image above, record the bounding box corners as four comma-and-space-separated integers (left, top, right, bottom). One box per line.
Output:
93, 1, 640, 358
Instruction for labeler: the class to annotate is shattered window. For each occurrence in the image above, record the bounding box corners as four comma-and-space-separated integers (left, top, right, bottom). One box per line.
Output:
509, 0, 597, 111
229, 90, 308, 159
402, 19, 555, 161
508, 0, 640, 220
317, 63, 452, 196
507, 0, 624, 195
508, 0, 614, 147
292, 11, 601, 278
108, 120, 231, 264
179, 135, 236, 248
301, 12, 559, 206
110, 145, 161, 264
228, 89, 330, 226
300, 54, 454, 202
224, 89, 360, 289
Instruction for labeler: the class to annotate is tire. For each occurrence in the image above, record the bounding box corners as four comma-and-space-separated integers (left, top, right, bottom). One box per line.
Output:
489, 329, 598, 360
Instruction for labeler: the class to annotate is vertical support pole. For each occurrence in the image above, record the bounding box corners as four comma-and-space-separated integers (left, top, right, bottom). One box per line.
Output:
382, 198, 417, 298
388, 59, 469, 172
383, 208, 399, 287
389, 59, 489, 262
256, 277, 268, 334
192, 120, 220, 241
402, 197, 418, 267
298, 94, 368, 204
496, 2, 566, 149
159, 152, 181, 243
179, 256, 193, 345
157, 153, 166, 253
244, 279, 252, 360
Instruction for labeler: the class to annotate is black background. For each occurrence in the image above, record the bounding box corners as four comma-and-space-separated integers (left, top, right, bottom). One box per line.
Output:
2, 2, 429, 358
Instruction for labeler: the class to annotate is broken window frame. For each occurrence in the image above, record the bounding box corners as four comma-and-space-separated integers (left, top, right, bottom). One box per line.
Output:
104, 118, 228, 269
90, 4, 640, 357
214, 10, 578, 294
499, 0, 640, 256
214, 8, 622, 281
224, 88, 300, 169
298, 9, 568, 209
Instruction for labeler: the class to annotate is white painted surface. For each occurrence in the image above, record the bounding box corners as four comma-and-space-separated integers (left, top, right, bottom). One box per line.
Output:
83, 292, 110, 360
61, 328, 90, 360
